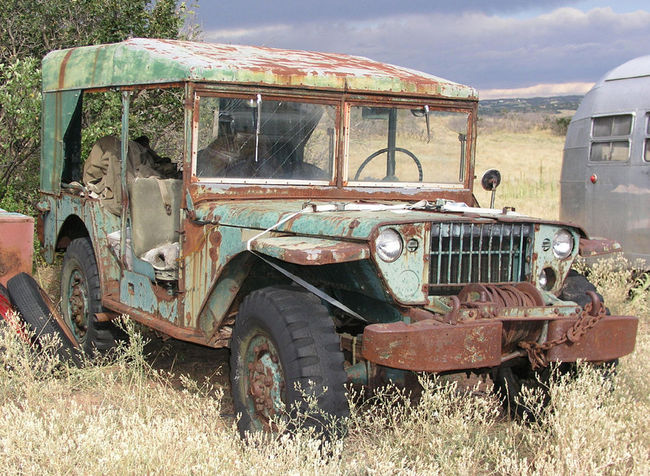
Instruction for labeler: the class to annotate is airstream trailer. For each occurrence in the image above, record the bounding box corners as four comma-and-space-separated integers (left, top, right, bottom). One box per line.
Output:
561, 55, 650, 265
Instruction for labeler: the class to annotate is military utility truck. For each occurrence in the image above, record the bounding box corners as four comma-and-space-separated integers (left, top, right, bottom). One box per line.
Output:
37, 39, 638, 434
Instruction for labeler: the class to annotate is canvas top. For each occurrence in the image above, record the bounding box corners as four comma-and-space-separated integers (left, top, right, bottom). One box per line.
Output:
42, 38, 477, 99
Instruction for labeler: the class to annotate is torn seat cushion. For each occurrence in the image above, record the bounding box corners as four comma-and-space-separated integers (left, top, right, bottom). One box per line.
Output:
83, 136, 164, 215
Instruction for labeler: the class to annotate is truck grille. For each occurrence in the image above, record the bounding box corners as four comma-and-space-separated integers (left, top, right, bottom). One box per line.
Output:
429, 222, 532, 287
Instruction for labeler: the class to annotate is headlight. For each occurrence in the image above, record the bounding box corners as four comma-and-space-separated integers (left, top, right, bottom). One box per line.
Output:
552, 229, 574, 259
538, 267, 556, 290
375, 229, 403, 262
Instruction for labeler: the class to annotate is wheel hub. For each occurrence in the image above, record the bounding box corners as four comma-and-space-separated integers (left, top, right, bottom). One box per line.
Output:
68, 269, 88, 339
245, 337, 285, 430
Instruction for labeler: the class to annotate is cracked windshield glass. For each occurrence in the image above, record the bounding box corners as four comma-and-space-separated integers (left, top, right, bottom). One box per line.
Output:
196, 96, 336, 182
348, 106, 469, 185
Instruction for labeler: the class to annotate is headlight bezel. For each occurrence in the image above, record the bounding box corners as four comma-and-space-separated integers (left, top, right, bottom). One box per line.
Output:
552, 228, 574, 260
375, 228, 404, 262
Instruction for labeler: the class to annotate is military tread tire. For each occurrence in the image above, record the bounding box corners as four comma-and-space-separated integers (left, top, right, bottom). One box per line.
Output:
230, 286, 349, 437
61, 237, 121, 355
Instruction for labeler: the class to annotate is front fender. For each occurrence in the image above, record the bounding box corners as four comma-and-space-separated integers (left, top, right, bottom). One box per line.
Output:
249, 236, 370, 265
579, 237, 622, 258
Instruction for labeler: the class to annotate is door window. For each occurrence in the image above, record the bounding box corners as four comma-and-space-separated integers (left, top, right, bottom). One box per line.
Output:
645, 113, 650, 162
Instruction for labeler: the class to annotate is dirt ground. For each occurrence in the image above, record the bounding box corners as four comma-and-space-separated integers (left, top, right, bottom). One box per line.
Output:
142, 332, 236, 417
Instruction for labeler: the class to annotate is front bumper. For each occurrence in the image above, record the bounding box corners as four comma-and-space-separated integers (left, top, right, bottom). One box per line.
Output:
362, 315, 638, 372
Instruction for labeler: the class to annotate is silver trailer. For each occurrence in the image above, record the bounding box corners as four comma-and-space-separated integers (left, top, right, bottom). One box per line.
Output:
561, 55, 650, 265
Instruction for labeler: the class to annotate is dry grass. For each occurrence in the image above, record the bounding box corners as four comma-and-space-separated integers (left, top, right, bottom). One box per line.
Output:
0, 297, 648, 474
3, 114, 648, 474
474, 128, 565, 220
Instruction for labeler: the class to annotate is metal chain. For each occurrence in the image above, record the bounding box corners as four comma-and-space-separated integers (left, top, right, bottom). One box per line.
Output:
519, 292, 607, 370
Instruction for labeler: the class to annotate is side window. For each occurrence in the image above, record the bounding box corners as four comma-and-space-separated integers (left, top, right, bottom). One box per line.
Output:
645, 113, 650, 162
589, 114, 633, 162
80, 88, 184, 215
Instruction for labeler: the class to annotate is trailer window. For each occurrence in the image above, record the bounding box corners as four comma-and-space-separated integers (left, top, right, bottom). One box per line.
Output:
645, 113, 650, 162
590, 114, 632, 162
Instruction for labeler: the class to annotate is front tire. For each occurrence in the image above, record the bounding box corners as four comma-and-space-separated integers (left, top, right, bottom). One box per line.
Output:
230, 286, 348, 437
60, 237, 121, 355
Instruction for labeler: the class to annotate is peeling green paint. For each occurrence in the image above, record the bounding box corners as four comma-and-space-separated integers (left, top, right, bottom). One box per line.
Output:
42, 39, 478, 99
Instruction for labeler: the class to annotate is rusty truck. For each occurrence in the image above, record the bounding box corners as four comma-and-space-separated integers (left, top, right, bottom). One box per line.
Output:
37, 39, 638, 434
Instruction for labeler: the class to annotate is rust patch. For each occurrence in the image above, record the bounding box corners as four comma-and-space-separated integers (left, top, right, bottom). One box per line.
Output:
0, 249, 22, 283
208, 230, 222, 262
58, 49, 74, 90
546, 315, 638, 362
152, 284, 178, 303
183, 220, 208, 254
251, 236, 370, 265
362, 319, 502, 372
190, 186, 474, 207
103, 295, 208, 345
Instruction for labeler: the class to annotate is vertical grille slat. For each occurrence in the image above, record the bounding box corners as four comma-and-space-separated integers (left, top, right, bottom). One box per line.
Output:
507, 223, 515, 281
429, 222, 532, 289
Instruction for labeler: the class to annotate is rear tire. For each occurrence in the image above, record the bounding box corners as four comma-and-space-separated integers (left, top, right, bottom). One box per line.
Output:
230, 286, 348, 438
61, 237, 121, 355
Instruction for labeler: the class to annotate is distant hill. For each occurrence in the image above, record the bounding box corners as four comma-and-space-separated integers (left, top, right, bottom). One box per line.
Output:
478, 95, 582, 116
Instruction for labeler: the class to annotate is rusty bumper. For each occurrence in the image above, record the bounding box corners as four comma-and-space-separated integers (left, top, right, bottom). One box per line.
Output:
362, 319, 503, 372
546, 315, 638, 363
362, 315, 638, 372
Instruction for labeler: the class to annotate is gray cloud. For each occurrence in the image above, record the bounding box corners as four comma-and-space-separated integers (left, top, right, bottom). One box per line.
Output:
197, 1, 575, 28
203, 7, 650, 90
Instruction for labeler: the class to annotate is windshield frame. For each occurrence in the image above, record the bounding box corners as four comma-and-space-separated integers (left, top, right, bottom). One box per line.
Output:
188, 84, 477, 202
191, 89, 341, 186
343, 99, 472, 190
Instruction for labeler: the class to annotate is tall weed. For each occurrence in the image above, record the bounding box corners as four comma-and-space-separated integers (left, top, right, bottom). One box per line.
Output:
0, 312, 647, 474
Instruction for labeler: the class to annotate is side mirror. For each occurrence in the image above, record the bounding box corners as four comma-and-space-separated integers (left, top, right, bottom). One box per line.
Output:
481, 169, 501, 208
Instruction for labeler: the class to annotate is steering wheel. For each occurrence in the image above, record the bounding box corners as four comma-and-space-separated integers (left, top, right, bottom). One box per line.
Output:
353, 147, 423, 182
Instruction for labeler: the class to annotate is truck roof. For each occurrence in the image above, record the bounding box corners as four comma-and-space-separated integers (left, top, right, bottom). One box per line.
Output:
42, 38, 477, 99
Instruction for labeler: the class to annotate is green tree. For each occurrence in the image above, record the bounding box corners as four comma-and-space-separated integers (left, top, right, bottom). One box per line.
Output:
0, 0, 196, 210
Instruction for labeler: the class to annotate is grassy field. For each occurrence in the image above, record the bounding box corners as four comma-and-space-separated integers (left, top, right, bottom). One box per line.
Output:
1, 118, 649, 475
474, 120, 566, 220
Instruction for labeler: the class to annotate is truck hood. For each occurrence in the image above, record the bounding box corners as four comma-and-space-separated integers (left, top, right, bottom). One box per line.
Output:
192, 199, 585, 240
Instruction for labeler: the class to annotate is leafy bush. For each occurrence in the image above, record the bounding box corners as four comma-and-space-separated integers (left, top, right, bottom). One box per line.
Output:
0, 0, 194, 213
551, 116, 572, 136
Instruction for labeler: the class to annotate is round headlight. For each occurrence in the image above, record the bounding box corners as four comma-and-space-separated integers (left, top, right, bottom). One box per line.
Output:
375, 229, 403, 262
552, 229, 574, 259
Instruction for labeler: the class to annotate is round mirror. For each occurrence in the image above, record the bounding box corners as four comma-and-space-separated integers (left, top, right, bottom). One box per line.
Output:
481, 169, 501, 191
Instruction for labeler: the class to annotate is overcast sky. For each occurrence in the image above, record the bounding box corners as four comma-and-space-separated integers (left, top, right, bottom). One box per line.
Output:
196, 1, 650, 99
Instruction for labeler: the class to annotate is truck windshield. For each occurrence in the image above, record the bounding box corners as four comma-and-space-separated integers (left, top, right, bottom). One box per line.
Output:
196, 95, 336, 182
347, 106, 469, 185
